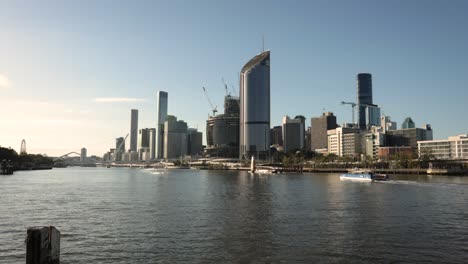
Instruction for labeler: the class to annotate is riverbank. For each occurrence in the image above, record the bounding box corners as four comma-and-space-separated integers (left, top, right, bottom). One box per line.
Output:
98, 162, 467, 176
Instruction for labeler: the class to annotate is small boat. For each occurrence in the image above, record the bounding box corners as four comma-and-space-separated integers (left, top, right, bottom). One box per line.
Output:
340, 169, 388, 182
373, 173, 389, 181
248, 156, 279, 174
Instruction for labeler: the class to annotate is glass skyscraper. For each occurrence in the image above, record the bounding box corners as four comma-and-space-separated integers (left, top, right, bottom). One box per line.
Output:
357, 73, 373, 129
156, 91, 168, 159
239, 50, 270, 160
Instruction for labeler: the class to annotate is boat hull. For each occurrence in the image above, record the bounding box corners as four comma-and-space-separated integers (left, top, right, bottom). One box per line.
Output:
340, 173, 373, 182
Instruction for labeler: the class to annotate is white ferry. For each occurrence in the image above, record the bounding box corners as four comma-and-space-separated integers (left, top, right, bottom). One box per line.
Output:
340, 169, 388, 182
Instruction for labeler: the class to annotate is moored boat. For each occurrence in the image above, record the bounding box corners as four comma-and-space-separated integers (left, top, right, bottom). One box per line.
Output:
249, 156, 279, 174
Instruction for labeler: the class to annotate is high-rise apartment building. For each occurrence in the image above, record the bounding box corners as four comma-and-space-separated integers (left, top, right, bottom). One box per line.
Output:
239, 50, 270, 160
310, 112, 337, 151
130, 109, 138, 152
357, 73, 373, 129
156, 91, 168, 159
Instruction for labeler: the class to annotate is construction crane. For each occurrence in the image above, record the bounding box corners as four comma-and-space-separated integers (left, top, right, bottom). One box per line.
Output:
116, 133, 129, 153
202, 86, 218, 116
113, 133, 129, 161
222, 77, 230, 96
341, 101, 380, 125
341, 101, 357, 124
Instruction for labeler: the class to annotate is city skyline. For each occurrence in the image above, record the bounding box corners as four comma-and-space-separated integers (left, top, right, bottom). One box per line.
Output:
1, 0, 468, 156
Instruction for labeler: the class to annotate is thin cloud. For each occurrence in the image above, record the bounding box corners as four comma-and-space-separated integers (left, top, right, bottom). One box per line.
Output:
0, 74, 10, 88
94, 97, 146, 103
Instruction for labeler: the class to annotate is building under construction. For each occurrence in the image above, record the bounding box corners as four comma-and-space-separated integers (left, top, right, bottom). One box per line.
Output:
205, 95, 240, 158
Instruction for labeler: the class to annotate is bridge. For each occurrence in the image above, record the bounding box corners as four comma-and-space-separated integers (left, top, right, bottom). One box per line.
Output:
53, 151, 98, 166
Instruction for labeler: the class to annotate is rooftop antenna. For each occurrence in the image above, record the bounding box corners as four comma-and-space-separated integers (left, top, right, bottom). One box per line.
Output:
262, 35, 265, 52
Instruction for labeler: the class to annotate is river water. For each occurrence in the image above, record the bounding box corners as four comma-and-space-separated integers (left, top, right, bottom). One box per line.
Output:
0, 167, 467, 263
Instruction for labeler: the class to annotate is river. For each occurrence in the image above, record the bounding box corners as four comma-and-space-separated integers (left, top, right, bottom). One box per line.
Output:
1, 167, 467, 263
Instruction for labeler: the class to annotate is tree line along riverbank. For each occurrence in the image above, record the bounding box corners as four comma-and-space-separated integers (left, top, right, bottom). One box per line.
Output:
0, 147, 54, 172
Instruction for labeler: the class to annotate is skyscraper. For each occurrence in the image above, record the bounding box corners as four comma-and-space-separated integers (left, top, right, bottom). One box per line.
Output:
239, 50, 270, 160
164, 115, 188, 159
130, 109, 138, 152
149, 128, 156, 160
156, 91, 168, 159
138, 128, 150, 161
357, 73, 373, 129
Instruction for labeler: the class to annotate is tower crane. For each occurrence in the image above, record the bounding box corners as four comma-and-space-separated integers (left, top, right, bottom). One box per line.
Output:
222, 77, 230, 96
341, 101, 357, 124
116, 133, 129, 153
114, 133, 129, 161
202, 86, 218, 116
341, 101, 380, 125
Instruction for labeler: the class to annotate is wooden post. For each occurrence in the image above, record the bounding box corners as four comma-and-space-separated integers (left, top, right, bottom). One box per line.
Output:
26, 226, 60, 264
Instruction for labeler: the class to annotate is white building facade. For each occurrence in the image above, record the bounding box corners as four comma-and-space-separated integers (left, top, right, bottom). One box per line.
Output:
327, 127, 361, 157
418, 134, 468, 159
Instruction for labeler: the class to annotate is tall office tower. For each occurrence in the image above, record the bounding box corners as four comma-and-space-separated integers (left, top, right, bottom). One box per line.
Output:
239, 50, 270, 160
80, 148, 87, 163
294, 115, 307, 148
130, 109, 139, 152
156, 91, 168, 159
149, 128, 156, 160
357, 73, 373, 129
402, 117, 415, 129
138, 128, 150, 161
282, 116, 305, 153
164, 115, 188, 159
310, 112, 337, 151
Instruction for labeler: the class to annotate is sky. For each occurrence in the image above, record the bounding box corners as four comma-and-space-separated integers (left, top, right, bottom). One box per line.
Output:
0, 0, 467, 156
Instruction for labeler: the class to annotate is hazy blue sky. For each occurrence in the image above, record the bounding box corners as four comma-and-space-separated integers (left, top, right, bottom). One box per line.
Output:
1, 0, 467, 156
